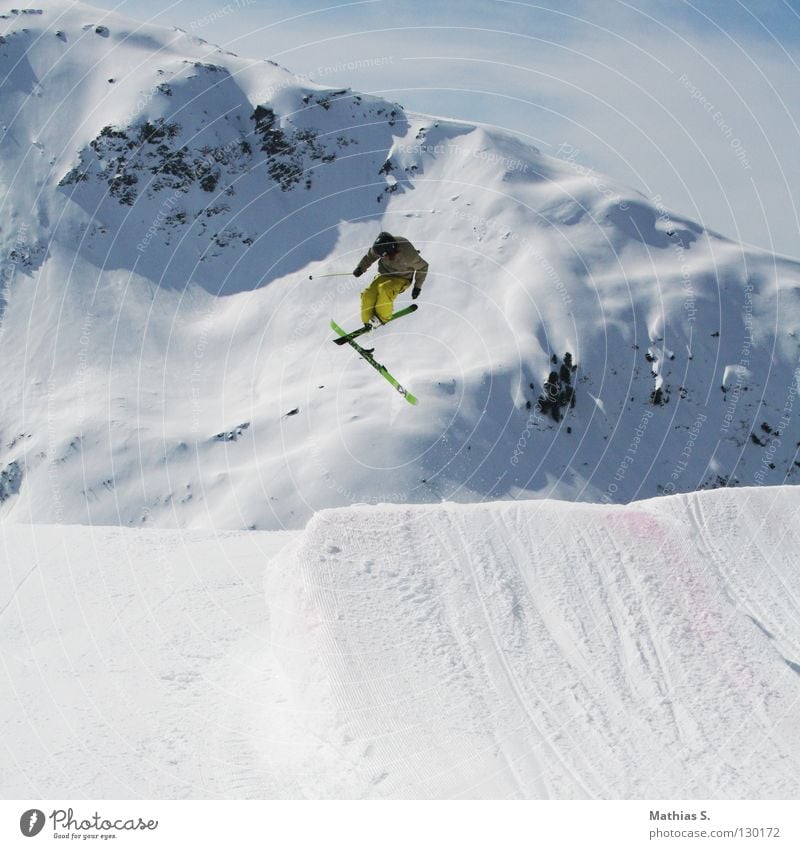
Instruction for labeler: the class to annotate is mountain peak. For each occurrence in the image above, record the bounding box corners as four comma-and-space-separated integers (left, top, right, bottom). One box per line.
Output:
2, 3, 800, 529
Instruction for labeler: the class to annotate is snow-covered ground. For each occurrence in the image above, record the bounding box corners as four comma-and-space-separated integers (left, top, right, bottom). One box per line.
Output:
0, 521, 297, 798
3, 485, 799, 799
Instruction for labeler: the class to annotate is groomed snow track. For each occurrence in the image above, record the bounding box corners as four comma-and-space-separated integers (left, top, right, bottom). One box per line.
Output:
2, 488, 799, 798
267, 487, 800, 798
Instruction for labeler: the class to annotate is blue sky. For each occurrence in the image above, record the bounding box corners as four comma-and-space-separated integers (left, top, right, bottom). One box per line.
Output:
87, 0, 800, 259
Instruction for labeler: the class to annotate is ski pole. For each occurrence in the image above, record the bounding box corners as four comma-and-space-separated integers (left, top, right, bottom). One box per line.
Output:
308, 272, 353, 280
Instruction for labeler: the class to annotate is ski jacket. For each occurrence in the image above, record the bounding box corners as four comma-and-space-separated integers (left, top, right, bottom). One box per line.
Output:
355, 236, 428, 288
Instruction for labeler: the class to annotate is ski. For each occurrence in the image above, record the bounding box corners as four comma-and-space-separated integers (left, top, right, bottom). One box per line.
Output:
331, 319, 419, 405
332, 304, 418, 345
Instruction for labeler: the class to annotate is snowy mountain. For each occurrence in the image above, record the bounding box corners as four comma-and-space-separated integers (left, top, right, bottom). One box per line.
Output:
2, 2, 800, 530
3, 486, 799, 798
3, 3, 799, 807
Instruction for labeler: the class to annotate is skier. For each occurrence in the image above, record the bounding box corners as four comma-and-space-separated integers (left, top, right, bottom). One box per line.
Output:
353, 232, 428, 328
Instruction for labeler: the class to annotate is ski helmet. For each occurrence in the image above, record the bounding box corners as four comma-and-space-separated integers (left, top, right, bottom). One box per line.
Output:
373, 232, 398, 256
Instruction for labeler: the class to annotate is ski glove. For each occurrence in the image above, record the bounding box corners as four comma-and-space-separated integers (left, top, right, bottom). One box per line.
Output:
412, 286, 422, 300
353, 267, 364, 278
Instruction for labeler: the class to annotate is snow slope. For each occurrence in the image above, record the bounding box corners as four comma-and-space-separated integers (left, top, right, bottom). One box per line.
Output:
3, 486, 799, 799
0, 521, 298, 798
2, 3, 800, 529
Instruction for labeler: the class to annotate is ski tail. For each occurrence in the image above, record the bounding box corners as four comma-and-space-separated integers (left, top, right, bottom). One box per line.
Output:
331, 319, 419, 405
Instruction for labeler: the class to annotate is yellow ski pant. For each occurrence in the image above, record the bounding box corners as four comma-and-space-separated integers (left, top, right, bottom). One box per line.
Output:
360, 274, 410, 324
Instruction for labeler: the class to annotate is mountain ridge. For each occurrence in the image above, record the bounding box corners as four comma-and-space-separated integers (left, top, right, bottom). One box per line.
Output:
2, 2, 800, 529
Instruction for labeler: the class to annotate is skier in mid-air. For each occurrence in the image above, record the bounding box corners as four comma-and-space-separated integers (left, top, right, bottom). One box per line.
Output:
329, 231, 427, 404
353, 232, 428, 328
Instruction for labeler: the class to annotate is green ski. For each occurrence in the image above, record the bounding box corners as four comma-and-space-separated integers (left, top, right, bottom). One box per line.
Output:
331, 319, 419, 405
332, 304, 418, 345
